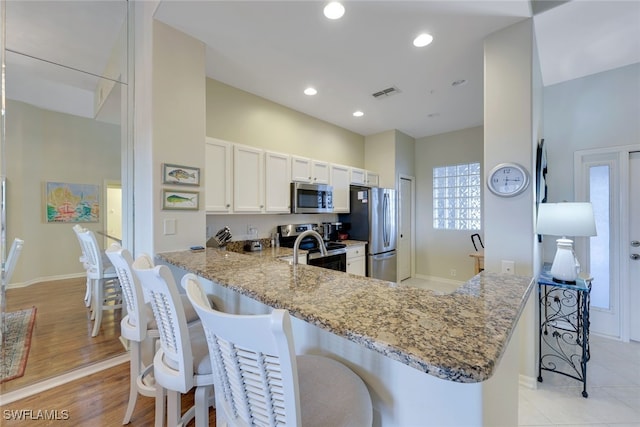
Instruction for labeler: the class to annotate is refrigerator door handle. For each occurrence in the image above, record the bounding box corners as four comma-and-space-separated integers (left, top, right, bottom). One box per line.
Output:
383, 192, 389, 246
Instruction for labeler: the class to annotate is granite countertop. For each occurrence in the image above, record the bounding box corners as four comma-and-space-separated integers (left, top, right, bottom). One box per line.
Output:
157, 248, 534, 383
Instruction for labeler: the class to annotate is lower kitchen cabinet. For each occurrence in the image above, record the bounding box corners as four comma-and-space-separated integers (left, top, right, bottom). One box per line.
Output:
346, 244, 366, 276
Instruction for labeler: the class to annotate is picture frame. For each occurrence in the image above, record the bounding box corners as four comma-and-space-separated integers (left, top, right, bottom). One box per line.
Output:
162, 189, 199, 210
45, 181, 100, 223
162, 163, 200, 186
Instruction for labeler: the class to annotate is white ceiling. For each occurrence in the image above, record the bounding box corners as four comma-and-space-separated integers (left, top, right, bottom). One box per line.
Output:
5, 1, 640, 139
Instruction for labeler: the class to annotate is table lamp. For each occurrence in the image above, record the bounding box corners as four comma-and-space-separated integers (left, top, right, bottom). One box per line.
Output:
536, 202, 597, 284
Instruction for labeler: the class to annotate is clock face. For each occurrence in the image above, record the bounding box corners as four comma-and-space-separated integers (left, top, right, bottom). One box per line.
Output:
487, 163, 530, 197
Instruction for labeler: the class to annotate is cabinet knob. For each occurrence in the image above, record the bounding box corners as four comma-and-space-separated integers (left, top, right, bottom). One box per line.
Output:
226, 204, 230, 208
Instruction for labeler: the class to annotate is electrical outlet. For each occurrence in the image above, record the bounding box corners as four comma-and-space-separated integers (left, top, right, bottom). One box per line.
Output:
502, 260, 515, 275
450, 269, 457, 277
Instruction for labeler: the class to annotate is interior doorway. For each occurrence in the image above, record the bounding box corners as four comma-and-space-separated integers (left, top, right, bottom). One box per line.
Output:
105, 182, 123, 247
398, 176, 414, 282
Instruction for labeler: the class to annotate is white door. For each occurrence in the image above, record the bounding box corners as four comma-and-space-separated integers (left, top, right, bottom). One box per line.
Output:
576, 146, 640, 340
629, 152, 640, 341
398, 177, 413, 281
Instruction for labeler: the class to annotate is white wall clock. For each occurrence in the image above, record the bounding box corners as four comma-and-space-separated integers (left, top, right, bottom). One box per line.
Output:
487, 162, 530, 197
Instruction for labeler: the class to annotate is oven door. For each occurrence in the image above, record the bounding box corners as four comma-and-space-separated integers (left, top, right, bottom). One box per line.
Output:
307, 252, 346, 272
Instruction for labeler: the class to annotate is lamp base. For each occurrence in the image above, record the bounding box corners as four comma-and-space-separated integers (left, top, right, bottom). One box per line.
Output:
550, 237, 580, 284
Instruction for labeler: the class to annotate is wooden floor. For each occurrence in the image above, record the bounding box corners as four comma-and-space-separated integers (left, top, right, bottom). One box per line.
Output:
0, 361, 214, 426
1, 278, 215, 425
1, 277, 126, 393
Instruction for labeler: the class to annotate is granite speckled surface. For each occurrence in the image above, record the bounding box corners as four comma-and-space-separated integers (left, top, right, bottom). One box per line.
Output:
157, 248, 534, 383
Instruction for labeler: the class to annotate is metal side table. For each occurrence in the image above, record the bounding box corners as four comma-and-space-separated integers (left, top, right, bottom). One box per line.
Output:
537, 265, 592, 397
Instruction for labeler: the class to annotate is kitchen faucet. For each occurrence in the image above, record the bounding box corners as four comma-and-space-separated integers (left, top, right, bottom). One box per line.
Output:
292, 230, 327, 265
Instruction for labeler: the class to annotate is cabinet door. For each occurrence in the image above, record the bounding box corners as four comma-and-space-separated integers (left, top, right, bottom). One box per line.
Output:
347, 245, 366, 276
366, 171, 380, 187
265, 151, 291, 213
351, 168, 366, 185
233, 144, 264, 212
291, 156, 312, 182
330, 164, 350, 213
311, 160, 330, 184
205, 137, 232, 213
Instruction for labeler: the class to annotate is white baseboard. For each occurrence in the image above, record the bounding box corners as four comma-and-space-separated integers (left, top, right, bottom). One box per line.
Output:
0, 353, 129, 405
519, 374, 538, 389
412, 273, 465, 286
7, 273, 85, 289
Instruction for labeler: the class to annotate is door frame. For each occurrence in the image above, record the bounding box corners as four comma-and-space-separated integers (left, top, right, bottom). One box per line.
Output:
575, 144, 640, 341
398, 174, 416, 281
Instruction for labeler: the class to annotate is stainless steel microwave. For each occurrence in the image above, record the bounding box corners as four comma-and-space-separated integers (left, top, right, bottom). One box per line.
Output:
290, 182, 334, 214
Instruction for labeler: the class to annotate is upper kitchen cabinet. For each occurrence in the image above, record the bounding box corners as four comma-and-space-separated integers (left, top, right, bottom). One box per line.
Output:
233, 144, 264, 212
205, 137, 233, 213
351, 167, 379, 187
265, 151, 291, 213
311, 160, 330, 184
366, 171, 380, 187
291, 155, 312, 182
330, 164, 350, 213
291, 155, 329, 184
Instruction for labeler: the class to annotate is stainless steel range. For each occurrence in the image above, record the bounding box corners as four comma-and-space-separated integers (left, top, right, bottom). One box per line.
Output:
277, 223, 347, 272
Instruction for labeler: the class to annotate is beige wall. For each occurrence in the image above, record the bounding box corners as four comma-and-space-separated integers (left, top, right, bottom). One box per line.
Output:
414, 126, 484, 281
6, 100, 120, 283
206, 79, 364, 167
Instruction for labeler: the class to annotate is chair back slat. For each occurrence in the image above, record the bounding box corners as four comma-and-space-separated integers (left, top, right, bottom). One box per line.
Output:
105, 243, 148, 342
183, 274, 301, 427
76, 228, 105, 277
132, 258, 194, 393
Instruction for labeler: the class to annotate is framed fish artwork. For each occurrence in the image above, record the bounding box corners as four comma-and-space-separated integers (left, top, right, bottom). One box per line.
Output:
162, 189, 199, 210
162, 163, 200, 186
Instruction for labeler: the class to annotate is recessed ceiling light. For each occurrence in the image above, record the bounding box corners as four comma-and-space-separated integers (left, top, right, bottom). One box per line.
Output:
452, 79, 467, 87
324, 2, 345, 20
304, 87, 318, 96
353, 111, 364, 117
413, 33, 433, 47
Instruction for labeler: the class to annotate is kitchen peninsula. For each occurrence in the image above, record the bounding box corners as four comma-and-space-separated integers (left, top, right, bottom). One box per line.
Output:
158, 248, 534, 426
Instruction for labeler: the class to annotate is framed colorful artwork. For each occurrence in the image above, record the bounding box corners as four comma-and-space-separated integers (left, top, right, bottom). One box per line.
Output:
45, 182, 100, 223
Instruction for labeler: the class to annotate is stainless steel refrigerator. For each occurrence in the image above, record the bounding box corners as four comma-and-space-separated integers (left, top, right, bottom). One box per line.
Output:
340, 186, 397, 281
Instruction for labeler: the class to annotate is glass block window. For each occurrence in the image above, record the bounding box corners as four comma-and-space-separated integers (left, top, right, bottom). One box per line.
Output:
433, 162, 481, 230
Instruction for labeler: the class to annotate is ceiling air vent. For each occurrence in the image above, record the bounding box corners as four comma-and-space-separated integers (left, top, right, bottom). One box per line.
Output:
372, 86, 401, 99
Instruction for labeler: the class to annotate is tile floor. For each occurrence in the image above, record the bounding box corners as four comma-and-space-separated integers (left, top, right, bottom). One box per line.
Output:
402, 276, 640, 427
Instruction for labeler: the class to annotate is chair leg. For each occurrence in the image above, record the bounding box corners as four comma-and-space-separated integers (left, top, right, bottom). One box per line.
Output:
155, 383, 166, 427
166, 390, 181, 427
92, 280, 103, 337
84, 277, 92, 307
122, 341, 141, 425
194, 385, 210, 427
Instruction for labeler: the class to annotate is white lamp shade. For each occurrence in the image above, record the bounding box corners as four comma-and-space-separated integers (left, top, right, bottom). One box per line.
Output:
536, 202, 597, 237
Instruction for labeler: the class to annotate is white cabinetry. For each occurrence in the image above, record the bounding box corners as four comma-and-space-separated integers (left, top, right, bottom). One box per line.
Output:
233, 144, 264, 212
311, 160, 330, 184
291, 156, 330, 184
330, 164, 350, 213
291, 156, 312, 182
264, 151, 291, 213
346, 244, 366, 276
366, 171, 380, 187
205, 137, 232, 213
350, 168, 366, 185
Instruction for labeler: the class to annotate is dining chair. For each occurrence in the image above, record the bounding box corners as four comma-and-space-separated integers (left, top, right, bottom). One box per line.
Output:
4, 237, 24, 285
132, 256, 214, 427
76, 228, 122, 337
105, 244, 161, 425
183, 273, 374, 427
